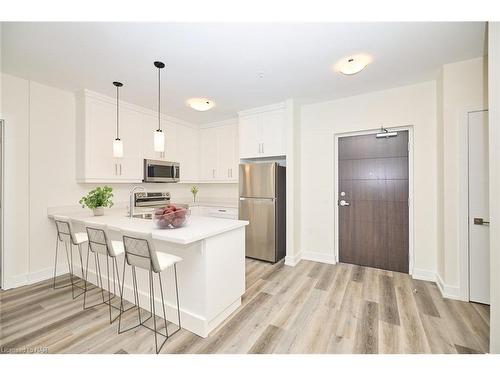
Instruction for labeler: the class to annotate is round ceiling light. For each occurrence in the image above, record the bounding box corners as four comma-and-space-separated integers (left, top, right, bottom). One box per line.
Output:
187, 98, 216, 111
335, 54, 372, 75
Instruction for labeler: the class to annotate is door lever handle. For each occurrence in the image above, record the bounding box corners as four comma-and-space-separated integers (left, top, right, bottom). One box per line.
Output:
339, 200, 350, 207
473, 218, 490, 225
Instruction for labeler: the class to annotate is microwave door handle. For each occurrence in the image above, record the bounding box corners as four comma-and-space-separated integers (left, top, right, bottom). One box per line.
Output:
172, 165, 175, 179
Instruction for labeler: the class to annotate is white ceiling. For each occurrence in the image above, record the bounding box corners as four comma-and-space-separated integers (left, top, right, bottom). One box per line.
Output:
1, 22, 487, 124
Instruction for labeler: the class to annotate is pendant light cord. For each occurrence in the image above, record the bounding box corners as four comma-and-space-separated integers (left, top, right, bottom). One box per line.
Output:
157, 67, 161, 131
116, 85, 120, 139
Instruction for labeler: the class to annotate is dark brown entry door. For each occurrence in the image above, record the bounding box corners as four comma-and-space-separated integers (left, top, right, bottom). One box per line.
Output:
338, 131, 409, 273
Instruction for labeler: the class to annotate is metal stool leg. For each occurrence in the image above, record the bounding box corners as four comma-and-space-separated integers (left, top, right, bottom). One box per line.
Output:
64, 242, 76, 299
158, 272, 169, 338
174, 264, 182, 331
118, 257, 127, 334
95, 252, 106, 303
83, 246, 91, 309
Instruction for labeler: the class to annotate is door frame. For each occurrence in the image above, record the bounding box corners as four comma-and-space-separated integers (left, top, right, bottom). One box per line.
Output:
0, 119, 4, 289
333, 125, 414, 275
459, 108, 489, 302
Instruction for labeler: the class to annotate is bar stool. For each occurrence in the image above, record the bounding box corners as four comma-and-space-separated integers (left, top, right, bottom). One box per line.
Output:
118, 229, 182, 354
53, 215, 86, 299
84, 223, 133, 323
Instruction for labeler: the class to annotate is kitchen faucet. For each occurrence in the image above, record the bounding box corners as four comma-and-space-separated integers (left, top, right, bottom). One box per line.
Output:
129, 185, 146, 218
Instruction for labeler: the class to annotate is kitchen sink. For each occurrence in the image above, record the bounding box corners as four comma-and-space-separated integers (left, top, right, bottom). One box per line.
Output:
130, 212, 153, 219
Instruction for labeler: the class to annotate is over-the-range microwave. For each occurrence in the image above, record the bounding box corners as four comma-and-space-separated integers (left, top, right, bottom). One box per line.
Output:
143, 159, 180, 183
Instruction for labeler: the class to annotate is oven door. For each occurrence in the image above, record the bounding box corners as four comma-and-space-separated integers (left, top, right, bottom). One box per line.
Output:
144, 160, 179, 182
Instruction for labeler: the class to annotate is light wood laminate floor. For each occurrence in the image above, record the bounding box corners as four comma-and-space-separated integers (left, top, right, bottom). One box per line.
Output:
0, 259, 490, 354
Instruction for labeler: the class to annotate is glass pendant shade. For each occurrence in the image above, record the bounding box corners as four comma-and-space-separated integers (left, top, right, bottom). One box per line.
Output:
113, 138, 124, 158
154, 129, 165, 152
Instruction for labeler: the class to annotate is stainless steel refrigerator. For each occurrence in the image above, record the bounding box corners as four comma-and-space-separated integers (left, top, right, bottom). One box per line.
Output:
239, 162, 286, 263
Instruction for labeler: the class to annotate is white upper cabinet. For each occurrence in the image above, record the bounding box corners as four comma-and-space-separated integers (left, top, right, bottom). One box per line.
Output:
76, 90, 240, 184
176, 124, 199, 182
142, 115, 178, 162
261, 108, 286, 157
199, 123, 239, 182
239, 114, 262, 158
76, 92, 144, 183
199, 127, 219, 180
238, 103, 286, 159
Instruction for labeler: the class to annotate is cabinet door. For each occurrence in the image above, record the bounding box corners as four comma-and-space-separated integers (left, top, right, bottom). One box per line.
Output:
118, 107, 143, 181
232, 124, 239, 181
163, 121, 177, 162
142, 115, 176, 161
176, 124, 199, 182
239, 114, 262, 159
142, 114, 159, 161
199, 127, 218, 180
217, 125, 236, 181
86, 98, 119, 180
261, 109, 286, 157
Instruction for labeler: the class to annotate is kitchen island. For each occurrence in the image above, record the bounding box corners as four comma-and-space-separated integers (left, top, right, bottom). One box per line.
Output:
48, 210, 248, 338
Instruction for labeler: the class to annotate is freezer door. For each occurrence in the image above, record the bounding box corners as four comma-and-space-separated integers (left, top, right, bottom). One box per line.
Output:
239, 163, 276, 198
239, 197, 276, 262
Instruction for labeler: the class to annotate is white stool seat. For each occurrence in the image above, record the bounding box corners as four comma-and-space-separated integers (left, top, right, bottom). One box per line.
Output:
156, 252, 182, 272
73, 232, 89, 245
111, 241, 125, 256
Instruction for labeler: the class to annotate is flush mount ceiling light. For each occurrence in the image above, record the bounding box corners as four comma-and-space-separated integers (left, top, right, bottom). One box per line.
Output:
335, 54, 372, 75
112, 81, 124, 158
153, 61, 165, 153
186, 98, 215, 111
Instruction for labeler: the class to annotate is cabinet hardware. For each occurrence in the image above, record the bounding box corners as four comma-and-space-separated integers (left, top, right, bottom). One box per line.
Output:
262, 143, 264, 154
212, 169, 215, 178
119, 164, 122, 175
474, 217, 490, 225
114, 163, 117, 175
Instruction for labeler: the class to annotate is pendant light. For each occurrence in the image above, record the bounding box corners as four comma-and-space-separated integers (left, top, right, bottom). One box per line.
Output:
112, 81, 124, 158
153, 61, 165, 153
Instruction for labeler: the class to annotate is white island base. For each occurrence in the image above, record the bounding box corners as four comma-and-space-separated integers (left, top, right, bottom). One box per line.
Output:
50, 212, 248, 338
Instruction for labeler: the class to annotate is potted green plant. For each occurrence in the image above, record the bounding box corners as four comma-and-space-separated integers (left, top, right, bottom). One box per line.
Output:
79, 186, 114, 216
191, 185, 199, 203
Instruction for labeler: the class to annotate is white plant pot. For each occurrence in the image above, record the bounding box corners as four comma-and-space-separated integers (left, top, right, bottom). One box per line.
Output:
93, 207, 104, 216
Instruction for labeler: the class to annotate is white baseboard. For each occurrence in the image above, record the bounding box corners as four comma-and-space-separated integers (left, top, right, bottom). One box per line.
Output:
412, 268, 437, 282
284, 252, 302, 267
3, 273, 29, 289
436, 273, 463, 300
2, 266, 67, 290
301, 250, 336, 265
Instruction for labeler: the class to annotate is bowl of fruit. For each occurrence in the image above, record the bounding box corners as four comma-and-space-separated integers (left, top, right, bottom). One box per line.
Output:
153, 204, 191, 229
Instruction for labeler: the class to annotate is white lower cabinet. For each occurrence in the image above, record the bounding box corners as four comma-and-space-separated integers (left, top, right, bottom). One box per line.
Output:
191, 205, 238, 220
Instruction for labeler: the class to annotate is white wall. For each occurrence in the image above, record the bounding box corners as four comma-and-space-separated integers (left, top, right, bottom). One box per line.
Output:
2, 74, 30, 286
488, 21, 500, 354
284, 99, 302, 266
1, 73, 238, 288
300, 81, 438, 275
439, 57, 488, 295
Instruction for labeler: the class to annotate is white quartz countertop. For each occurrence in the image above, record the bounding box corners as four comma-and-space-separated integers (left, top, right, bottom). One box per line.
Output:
48, 209, 248, 245
171, 199, 239, 209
